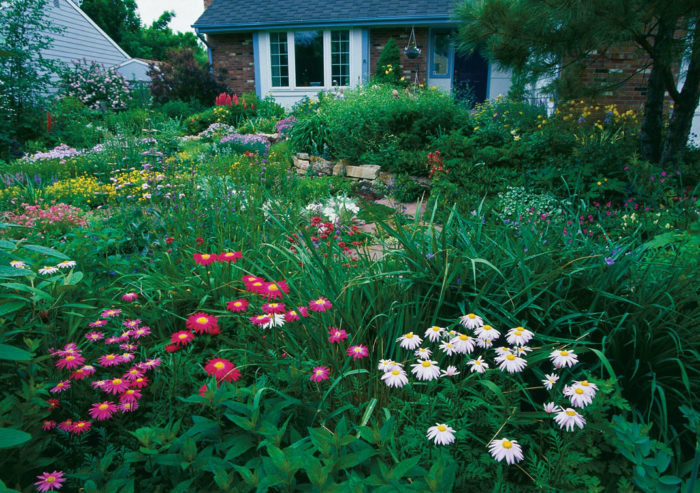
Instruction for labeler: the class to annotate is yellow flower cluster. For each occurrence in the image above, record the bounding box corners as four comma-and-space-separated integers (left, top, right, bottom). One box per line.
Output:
45, 175, 115, 204
0, 186, 22, 203
213, 106, 230, 123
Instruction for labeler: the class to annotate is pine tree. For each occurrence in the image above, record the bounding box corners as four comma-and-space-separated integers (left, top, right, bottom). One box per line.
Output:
374, 37, 402, 85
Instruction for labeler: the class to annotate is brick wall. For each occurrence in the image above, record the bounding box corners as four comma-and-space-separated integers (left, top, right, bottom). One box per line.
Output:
203, 0, 213, 8
207, 33, 256, 95
370, 27, 428, 85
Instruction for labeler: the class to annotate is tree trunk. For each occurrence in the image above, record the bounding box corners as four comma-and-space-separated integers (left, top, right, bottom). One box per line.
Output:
660, 21, 700, 167
640, 18, 677, 163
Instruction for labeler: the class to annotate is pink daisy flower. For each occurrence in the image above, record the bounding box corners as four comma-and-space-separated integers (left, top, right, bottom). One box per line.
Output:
310, 366, 330, 382
91, 380, 108, 390
218, 251, 242, 263
55, 354, 84, 370
50, 380, 70, 393
101, 308, 122, 318
123, 367, 144, 381
328, 328, 348, 344
119, 343, 138, 351
139, 358, 161, 370
104, 377, 129, 394
122, 319, 141, 329
193, 253, 217, 266
250, 314, 271, 326
70, 420, 92, 435
89, 401, 117, 421
99, 354, 122, 367
309, 297, 332, 312
42, 420, 56, 431
57, 420, 73, 432
262, 281, 289, 300
119, 388, 142, 403
69, 368, 88, 381
105, 337, 121, 344
171, 330, 195, 346
120, 352, 135, 363
119, 401, 138, 413
34, 470, 66, 492
85, 331, 104, 341
88, 319, 107, 327
285, 310, 300, 322
262, 302, 286, 314
130, 326, 151, 338
204, 358, 241, 382
347, 345, 369, 360
246, 280, 266, 295
47, 398, 60, 410
130, 376, 149, 388
55, 346, 80, 358
297, 306, 310, 317
121, 292, 138, 302
186, 313, 220, 335
81, 365, 96, 375
226, 299, 249, 312
242, 275, 264, 285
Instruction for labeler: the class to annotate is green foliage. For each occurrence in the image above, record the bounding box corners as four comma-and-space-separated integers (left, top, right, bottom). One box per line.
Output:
149, 49, 225, 106
374, 37, 403, 85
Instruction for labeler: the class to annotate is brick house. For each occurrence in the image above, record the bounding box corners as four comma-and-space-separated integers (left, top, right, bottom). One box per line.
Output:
193, 0, 512, 107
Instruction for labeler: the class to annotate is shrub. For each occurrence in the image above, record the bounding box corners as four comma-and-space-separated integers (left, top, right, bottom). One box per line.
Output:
60, 59, 131, 110
184, 108, 217, 135
149, 48, 225, 105
46, 97, 104, 149
158, 99, 204, 119
219, 133, 270, 156
373, 37, 402, 85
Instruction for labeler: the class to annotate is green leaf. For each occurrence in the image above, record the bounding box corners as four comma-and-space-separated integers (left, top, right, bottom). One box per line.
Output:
63, 271, 83, 285
0, 266, 31, 277
0, 428, 31, 448
21, 244, 69, 260
0, 301, 25, 317
334, 448, 377, 470
0, 343, 32, 361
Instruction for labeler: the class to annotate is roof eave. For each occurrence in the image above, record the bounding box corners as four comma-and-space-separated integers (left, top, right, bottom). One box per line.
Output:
193, 17, 457, 33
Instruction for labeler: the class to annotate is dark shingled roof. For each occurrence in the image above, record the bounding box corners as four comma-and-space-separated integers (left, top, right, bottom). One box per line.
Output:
194, 0, 458, 31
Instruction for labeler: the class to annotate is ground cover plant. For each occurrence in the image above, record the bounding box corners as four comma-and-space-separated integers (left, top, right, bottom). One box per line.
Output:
0, 79, 698, 492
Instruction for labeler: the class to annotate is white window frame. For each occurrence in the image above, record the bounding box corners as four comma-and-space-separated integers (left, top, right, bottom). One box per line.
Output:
259, 29, 361, 95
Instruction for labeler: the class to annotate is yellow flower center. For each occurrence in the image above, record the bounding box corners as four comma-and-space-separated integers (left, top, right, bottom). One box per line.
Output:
467, 313, 476, 319
391, 370, 400, 375
112, 378, 122, 384
506, 354, 516, 361
437, 425, 447, 432
566, 410, 576, 416
77, 422, 85, 427
421, 361, 431, 367
46, 476, 56, 483
575, 388, 584, 395
560, 351, 569, 356
99, 404, 109, 410
130, 370, 138, 374
514, 331, 522, 336
270, 304, 278, 308
268, 285, 279, 291
66, 356, 75, 361
431, 326, 440, 332
581, 380, 589, 386
405, 333, 414, 338
502, 440, 512, 449
124, 403, 131, 409
354, 347, 362, 353
483, 325, 492, 330
106, 355, 115, 359
201, 254, 211, 259
214, 362, 225, 370
459, 335, 468, 341
196, 317, 208, 324
315, 300, 325, 305
316, 370, 324, 375
178, 334, 188, 339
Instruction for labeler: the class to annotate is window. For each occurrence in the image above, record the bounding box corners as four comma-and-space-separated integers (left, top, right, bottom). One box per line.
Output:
270, 32, 289, 87
267, 30, 351, 89
431, 32, 451, 77
331, 31, 350, 86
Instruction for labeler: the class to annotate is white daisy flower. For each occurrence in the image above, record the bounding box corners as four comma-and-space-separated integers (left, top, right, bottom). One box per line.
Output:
450, 333, 475, 354
495, 353, 527, 373
476, 337, 494, 349
261, 313, 285, 330
414, 347, 432, 360
467, 356, 488, 374
514, 346, 532, 356
38, 266, 59, 275
426, 423, 456, 445
475, 324, 500, 341
571, 380, 598, 397
506, 326, 534, 346
377, 359, 400, 372
459, 313, 483, 330
424, 325, 445, 342
488, 438, 524, 464
494, 346, 512, 357
410, 360, 441, 381
543, 402, 559, 414
10, 260, 27, 269
56, 260, 76, 269
564, 385, 594, 408
397, 332, 422, 350
554, 408, 586, 431
549, 349, 579, 368
381, 368, 408, 388
439, 341, 456, 356
447, 329, 457, 338
542, 373, 559, 390
440, 365, 460, 377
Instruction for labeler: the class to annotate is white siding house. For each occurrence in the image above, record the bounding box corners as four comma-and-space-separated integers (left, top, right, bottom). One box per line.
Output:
41, 0, 151, 87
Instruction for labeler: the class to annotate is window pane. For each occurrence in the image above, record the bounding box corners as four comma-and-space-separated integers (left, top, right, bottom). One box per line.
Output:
295, 31, 324, 87
331, 30, 350, 86
270, 32, 289, 87
433, 33, 450, 76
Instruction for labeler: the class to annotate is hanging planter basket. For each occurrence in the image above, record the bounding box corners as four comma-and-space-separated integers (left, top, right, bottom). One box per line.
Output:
404, 27, 421, 59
